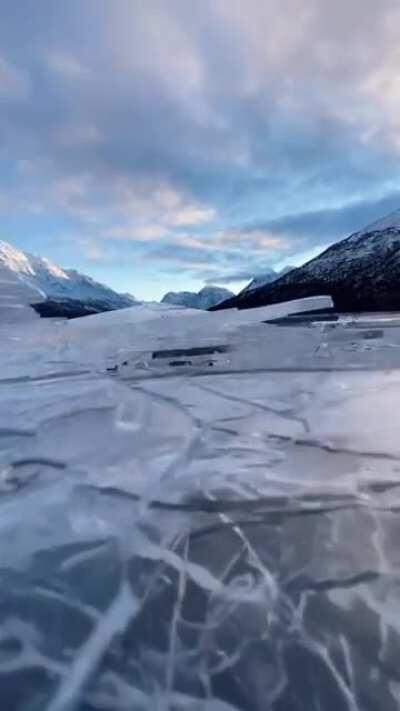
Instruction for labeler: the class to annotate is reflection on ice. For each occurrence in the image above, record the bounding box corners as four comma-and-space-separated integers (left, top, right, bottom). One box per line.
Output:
1, 297, 400, 710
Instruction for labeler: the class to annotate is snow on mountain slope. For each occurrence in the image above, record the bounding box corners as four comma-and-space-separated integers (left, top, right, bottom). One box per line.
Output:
360, 207, 400, 233
242, 265, 294, 292
211, 207, 400, 312
161, 285, 233, 309
242, 268, 277, 292
0, 241, 138, 317
278, 265, 295, 278
0, 260, 44, 323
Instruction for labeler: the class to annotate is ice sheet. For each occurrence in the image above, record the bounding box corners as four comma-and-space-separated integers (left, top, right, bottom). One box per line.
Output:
1, 297, 400, 711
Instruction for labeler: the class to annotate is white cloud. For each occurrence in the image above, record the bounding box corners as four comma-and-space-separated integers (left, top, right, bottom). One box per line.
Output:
96, 181, 218, 241
80, 240, 110, 262
170, 205, 216, 227
2, 0, 400, 292
215, 229, 290, 253
104, 224, 168, 242
45, 51, 91, 80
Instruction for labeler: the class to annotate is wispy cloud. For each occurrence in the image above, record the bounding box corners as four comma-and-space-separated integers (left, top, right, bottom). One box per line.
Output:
0, 0, 400, 296
45, 51, 91, 80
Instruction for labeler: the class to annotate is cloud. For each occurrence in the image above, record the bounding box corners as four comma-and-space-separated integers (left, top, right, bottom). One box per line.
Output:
256, 190, 400, 245
79, 240, 110, 263
204, 270, 274, 285
169, 205, 216, 227
45, 51, 91, 80
97, 185, 218, 243
1, 0, 400, 295
105, 224, 168, 242
215, 228, 290, 253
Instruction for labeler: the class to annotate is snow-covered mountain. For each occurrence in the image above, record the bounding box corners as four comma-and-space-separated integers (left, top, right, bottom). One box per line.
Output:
162, 270, 295, 310
212, 209, 400, 312
243, 265, 294, 292
161, 285, 234, 310
0, 241, 138, 317
0, 261, 44, 324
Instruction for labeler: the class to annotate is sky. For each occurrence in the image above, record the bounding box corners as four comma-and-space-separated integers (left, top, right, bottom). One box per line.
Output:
1, 0, 400, 300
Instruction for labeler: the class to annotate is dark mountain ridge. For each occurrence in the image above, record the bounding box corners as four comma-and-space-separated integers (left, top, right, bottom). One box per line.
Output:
211, 209, 400, 311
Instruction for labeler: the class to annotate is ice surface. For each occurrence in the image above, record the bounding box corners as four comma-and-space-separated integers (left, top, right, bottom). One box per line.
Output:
1, 295, 400, 710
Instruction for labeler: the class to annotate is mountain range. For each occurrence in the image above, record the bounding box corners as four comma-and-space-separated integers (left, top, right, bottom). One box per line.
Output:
5, 205, 400, 318
211, 209, 400, 312
160, 268, 294, 310
161, 286, 234, 310
0, 241, 138, 317
1, 240, 289, 317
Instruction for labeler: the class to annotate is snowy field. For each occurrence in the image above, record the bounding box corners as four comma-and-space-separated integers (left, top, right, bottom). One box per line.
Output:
2, 281, 400, 710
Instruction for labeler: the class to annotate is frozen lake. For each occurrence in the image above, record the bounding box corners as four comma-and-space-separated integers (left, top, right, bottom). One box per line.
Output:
1, 297, 400, 710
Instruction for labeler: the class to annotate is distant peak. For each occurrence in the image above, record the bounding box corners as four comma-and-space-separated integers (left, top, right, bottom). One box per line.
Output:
0, 240, 35, 276
360, 208, 400, 235
0, 239, 137, 311
162, 285, 233, 309
39, 256, 70, 280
